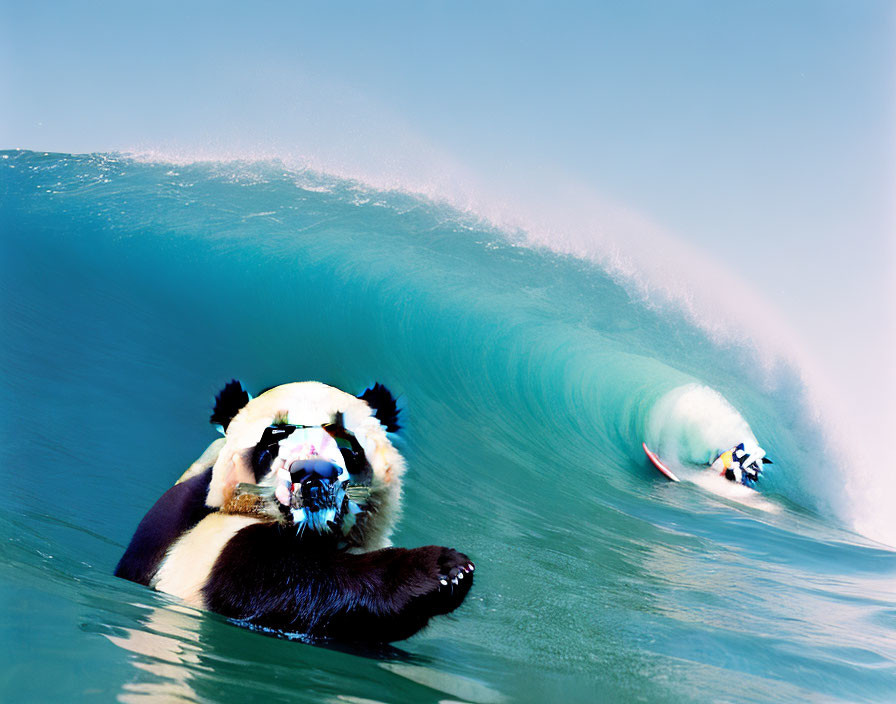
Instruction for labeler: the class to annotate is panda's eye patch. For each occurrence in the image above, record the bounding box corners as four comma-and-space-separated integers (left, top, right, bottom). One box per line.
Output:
334, 436, 359, 458
323, 417, 371, 481
251, 424, 297, 478
262, 424, 296, 444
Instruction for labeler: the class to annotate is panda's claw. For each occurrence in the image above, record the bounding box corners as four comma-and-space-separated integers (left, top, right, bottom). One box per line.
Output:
428, 547, 474, 610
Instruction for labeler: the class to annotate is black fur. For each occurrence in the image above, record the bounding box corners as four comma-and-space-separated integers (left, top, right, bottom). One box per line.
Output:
324, 412, 373, 482
115, 468, 214, 585
250, 425, 296, 481
116, 380, 471, 644
210, 380, 252, 432
203, 523, 473, 642
358, 383, 401, 433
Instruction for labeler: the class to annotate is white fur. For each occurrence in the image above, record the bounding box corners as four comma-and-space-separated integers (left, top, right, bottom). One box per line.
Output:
152, 513, 260, 606
205, 381, 404, 550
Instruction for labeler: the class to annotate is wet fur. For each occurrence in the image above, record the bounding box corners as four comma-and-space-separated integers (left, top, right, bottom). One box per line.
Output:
115, 468, 214, 586
115, 381, 473, 642
204, 526, 472, 642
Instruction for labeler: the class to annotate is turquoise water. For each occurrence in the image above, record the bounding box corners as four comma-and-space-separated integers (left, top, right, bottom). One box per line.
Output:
2, 150, 894, 703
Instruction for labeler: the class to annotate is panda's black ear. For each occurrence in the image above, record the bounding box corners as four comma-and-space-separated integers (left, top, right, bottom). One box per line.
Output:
358, 383, 401, 432
210, 380, 252, 433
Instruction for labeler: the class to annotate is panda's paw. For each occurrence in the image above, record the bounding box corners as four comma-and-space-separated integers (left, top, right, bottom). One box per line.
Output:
436, 548, 474, 588
421, 546, 474, 614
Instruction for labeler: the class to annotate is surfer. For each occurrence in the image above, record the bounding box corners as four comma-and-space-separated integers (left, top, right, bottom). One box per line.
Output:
710, 442, 772, 488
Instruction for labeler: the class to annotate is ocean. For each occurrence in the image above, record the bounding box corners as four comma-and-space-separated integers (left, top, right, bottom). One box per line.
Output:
2, 149, 894, 703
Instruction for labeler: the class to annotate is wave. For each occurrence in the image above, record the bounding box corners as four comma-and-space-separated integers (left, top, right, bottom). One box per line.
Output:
5, 149, 896, 703
1, 148, 890, 546
646, 383, 760, 466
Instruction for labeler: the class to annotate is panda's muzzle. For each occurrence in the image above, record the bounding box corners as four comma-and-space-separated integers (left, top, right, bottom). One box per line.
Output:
289, 459, 342, 513
244, 423, 370, 535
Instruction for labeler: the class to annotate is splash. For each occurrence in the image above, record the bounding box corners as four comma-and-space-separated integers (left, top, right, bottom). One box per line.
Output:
646, 384, 759, 466
5, 148, 892, 546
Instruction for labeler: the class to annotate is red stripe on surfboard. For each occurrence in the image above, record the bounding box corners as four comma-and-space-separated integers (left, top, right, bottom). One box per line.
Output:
642, 442, 680, 482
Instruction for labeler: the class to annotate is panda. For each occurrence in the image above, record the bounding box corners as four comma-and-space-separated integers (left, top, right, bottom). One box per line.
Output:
115, 380, 474, 643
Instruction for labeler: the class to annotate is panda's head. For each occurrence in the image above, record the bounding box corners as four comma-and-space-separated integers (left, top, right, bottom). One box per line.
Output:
206, 381, 404, 547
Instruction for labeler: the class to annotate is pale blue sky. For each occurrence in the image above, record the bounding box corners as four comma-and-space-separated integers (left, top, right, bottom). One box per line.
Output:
2, 1, 894, 441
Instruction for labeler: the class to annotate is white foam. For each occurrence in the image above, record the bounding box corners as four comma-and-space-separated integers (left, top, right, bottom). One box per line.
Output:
689, 469, 782, 515
647, 384, 758, 466
117, 145, 894, 547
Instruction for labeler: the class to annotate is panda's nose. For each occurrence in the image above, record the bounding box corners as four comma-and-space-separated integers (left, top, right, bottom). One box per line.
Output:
289, 459, 341, 483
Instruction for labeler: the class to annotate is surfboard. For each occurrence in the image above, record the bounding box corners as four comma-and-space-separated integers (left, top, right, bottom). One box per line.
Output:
642, 442, 680, 482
